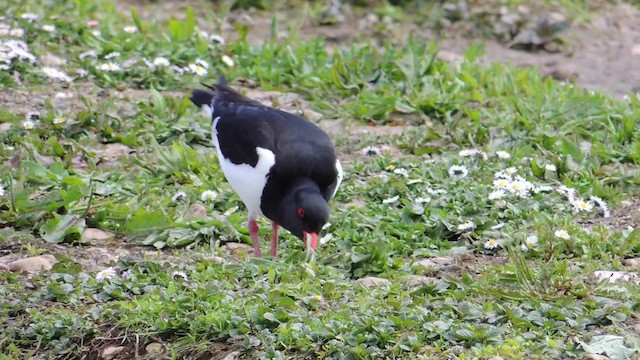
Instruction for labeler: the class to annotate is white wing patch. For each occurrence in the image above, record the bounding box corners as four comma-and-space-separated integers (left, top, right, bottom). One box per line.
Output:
330, 159, 343, 200
211, 116, 275, 218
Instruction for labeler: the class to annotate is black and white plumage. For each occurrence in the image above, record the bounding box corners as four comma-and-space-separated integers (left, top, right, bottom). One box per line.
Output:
190, 76, 343, 257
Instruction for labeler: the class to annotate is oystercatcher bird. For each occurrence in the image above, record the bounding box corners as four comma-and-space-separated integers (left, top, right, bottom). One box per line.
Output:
190, 76, 343, 257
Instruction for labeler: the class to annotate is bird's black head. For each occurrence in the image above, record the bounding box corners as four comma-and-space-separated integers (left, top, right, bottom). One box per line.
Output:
278, 183, 329, 251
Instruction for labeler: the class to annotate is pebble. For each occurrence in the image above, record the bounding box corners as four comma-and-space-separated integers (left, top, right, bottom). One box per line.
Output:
7, 255, 57, 273
354, 276, 391, 287
101, 346, 125, 360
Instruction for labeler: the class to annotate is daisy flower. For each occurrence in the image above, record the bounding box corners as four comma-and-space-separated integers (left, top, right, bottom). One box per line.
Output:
96, 267, 117, 282
221, 55, 234, 67
414, 197, 430, 204
172, 271, 188, 281
153, 57, 170, 67
554, 229, 570, 240
506, 177, 533, 198
484, 239, 499, 250
188, 62, 207, 76
493, 178, 511, 189
99, 62, 121, 72
496, 151, 511, 159
393, 168, 409, 177
457, 220, 476, 232
9, 28, 25, 37
590, 196, 611, 218
20, 13, 39, 22
491, 223, 505, 230
104, 51, 120, 59
79, 50, 97, 59
459, 149, 480, 157
533, 185, 553, 193
361, 145, 381, 156
488, 189, 506, 200
571, 198, 593, 212
42, 67, 72, 82
121, 269, 132, 279
223, 206, 239, 216
200, 190, 217, 202
42, 24, 55, 32
209, 34, 225, 44
0, 184, 5, 197
494, 170, 511, 179
22, 120, 35, 129
448, 165, 468, 180
123, 26, 137, 33
504, 167, 517, 176
382, 195, 399, 204
426, 187, 447, 195
171, 191, 187, 202
525, 235, 538, 247
319, 233, 333, 245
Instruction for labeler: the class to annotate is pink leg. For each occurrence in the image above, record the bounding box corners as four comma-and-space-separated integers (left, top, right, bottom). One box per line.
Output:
271, 222, 279, 257
249, 219, 261, 257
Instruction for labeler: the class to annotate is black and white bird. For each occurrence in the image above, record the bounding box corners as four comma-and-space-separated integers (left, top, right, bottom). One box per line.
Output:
190, 76, 343, 257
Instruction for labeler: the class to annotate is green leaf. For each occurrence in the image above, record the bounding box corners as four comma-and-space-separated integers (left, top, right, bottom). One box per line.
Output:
530, 157, 544, 178
130, 7, 143, 32
40, 214, 86, 244
579, 335, 637, 360
559, 138, 583, 163
127, 209, 168, 232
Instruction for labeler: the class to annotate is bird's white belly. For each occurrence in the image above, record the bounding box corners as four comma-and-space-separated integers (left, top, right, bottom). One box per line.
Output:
211, 117, 275, 218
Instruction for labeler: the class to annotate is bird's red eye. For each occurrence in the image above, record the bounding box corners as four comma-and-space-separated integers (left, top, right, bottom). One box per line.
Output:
297, 207, 305, 218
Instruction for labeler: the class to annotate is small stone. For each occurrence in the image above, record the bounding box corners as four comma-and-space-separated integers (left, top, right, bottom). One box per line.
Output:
414, 257, 454, 269
145, 342, 163, 354
222, 351, 241, 360
584, 354, 611, 360
401, 275, 441, 286
0, 263, 9, 272
41, 53, 66, 67
8, 255, 57, 273
220, 242, 254, 258
0, 123, 12, 133
99, 143, 133, 163
203, 255, 225, 264
354, 276, 391, 287
184, 204, 207, 219
593, 271, 640, 284
101, 346, 125, 360
34, 152, 55, 167
82, 228, 115, 242
622, 258, 640, 267
436, 50, 464, 64
545, 63, 578, 81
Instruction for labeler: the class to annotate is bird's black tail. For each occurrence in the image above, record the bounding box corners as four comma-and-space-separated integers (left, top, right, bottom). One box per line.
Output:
190, 89, 213, 108
190, 75, 228, 108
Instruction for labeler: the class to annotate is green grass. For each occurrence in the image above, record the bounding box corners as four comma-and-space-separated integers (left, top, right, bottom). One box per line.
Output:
1, 0, 640, 359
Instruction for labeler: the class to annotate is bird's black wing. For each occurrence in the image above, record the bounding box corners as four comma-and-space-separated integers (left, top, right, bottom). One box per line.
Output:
212, 105, 277, 167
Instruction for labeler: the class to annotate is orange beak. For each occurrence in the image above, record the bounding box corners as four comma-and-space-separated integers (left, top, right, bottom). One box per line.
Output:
303, 232, 318, 251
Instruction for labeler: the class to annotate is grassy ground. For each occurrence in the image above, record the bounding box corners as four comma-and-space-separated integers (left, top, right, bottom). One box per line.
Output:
1, 0, 640, 359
